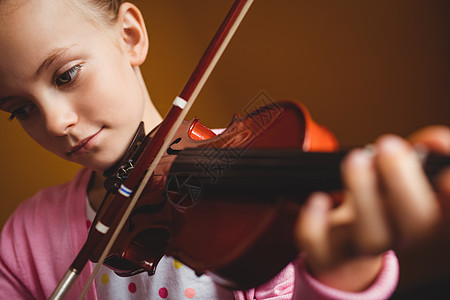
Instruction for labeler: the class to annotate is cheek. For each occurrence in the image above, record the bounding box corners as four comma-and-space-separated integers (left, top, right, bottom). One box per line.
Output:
82, 64, 145, 123
21, 121, 62, 155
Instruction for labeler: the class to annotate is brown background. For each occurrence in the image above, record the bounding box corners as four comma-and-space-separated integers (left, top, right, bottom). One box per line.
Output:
0, 0, 449, 294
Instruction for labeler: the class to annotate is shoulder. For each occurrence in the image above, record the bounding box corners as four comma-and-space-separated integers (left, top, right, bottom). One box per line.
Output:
6, 167, 91, 229
0, 168, 92, 298
0, 167, 92, 252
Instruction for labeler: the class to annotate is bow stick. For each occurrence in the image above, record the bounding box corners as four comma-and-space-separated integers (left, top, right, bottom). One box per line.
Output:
49, 0, 254, 299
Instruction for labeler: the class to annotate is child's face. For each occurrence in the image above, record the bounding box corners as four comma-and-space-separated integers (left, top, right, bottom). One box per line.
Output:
0, 0, 150, 171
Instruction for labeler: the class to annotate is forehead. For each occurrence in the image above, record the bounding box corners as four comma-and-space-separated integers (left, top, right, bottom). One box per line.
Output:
0, 0, 113, 83
0, 0, 92, 48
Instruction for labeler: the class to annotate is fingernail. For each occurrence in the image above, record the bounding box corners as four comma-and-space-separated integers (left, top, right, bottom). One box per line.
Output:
346, 148, 372, 168
308, 193, 330, 213
378, 135, 407, 155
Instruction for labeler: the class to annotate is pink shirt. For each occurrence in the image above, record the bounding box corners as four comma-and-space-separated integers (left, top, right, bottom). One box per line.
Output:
0, 168, 399, 299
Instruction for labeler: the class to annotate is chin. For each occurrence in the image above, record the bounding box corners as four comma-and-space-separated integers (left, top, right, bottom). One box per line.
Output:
94, 161, 118, 174
74, 156, 118, 174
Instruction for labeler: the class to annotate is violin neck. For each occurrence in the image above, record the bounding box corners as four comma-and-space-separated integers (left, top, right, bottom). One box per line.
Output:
169, 148, 449, 200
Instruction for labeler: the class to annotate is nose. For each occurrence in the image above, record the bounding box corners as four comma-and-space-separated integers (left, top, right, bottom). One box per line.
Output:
41, 97, 78, 136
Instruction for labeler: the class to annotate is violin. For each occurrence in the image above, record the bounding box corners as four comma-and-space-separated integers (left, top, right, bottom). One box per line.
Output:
50, 1, 450, 298
52, 99, 449, 298
90, 99, 340, 289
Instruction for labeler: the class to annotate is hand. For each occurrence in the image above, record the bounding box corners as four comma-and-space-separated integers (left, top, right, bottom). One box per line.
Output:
294, 125, 450, 291
408, 125, 450, 212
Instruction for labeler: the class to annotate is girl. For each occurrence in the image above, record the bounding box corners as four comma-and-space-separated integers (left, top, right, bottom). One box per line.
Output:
0, 0, 448, 299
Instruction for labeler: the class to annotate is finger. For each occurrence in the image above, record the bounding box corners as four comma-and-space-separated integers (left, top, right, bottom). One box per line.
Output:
376, 135, 441, 246
436, 169, 450, 226
408, 125, 450, 154
437, 168, 450, 198
408, 125, 450, 196
295, 192, 333, 270
341, 148, 391, 254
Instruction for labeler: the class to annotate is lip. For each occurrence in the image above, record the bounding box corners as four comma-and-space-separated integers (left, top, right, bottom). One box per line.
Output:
69, 129, 102, 155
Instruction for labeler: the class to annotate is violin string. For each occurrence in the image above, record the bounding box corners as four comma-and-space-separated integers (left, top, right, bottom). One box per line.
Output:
170, 149, 345, 196
169, 149, 450, 197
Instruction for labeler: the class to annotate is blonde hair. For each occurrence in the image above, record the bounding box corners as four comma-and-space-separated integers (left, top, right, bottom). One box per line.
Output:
84, 0, 122, 24
0, 1, 123, 26
69, 0, 123, 27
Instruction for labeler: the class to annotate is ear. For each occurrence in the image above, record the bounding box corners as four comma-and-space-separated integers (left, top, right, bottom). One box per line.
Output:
117, 3, 149, 66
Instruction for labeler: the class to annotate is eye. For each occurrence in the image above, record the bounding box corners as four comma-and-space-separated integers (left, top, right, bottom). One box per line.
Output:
8, 104, 35, 121
55, 64, 81, 86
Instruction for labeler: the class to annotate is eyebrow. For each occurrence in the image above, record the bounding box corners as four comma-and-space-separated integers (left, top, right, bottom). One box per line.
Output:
0, 46, 76, 106
0, 97, 13, 108
34, 46, 74, 78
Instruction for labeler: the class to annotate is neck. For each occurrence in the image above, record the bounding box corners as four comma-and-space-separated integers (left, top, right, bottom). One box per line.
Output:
169, 149, 449, 199
87, 171, 107, 212
134, 66, 163, 135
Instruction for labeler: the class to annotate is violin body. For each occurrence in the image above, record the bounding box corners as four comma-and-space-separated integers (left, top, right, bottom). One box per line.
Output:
90, 100, 338, 289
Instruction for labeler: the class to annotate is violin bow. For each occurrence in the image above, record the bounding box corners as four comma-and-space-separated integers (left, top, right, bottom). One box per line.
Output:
49, 0, 254, 299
